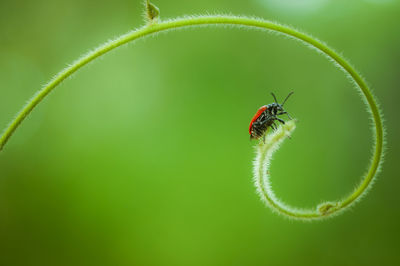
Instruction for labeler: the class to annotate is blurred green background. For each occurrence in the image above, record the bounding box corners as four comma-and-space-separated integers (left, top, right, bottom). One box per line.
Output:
0, 0, 399, 265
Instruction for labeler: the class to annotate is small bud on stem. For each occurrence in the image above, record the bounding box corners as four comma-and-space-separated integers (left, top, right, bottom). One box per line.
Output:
145, 0, 160, 23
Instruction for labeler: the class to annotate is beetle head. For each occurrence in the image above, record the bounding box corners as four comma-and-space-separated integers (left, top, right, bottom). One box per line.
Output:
271, 92, 294, 116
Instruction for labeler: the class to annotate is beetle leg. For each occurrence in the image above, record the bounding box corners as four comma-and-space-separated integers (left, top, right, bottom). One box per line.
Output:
253, 120, 262, 126
277, 118, 285, 124
277, 111, 292, 120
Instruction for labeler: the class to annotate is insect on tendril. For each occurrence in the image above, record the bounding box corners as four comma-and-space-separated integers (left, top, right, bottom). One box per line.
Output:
0, 1, 384, 221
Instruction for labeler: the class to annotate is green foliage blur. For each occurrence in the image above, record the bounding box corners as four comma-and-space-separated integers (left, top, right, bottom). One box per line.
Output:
0, 0, 399, 265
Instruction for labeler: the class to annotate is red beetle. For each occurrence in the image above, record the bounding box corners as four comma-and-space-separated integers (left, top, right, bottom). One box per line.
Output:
249, 92, 293, 140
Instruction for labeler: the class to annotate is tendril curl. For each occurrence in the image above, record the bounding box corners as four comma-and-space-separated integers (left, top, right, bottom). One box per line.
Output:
0, 4, 384, 220
254, 120, 360, 220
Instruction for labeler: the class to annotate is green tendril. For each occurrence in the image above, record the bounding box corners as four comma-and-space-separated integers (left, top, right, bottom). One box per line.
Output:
253, 121, 373, 220
0, 13, 384, 220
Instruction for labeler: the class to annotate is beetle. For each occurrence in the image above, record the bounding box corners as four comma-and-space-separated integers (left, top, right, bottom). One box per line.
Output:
249, 92, 294, 140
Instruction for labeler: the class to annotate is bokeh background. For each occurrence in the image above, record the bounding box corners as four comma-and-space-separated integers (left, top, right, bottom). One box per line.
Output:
0, 0, 399, 265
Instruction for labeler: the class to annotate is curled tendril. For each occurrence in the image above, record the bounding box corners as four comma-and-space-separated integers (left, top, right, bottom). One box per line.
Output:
0, 10, 384, 220
254, 121, 345, 220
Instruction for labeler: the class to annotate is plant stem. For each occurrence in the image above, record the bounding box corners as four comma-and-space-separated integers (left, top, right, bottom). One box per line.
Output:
0, 15, 384, 219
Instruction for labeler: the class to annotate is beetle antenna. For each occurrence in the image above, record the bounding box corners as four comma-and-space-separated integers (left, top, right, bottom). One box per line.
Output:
282, 91, 294, 106
271, 92, 278, 103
